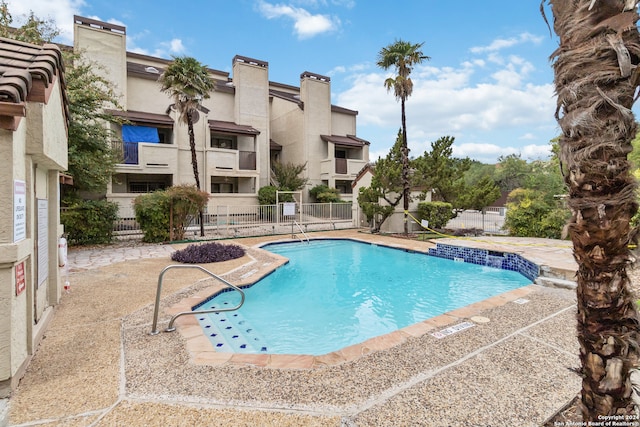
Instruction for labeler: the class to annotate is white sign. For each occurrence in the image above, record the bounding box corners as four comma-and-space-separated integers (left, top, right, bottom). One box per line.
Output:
37, 199, 48, 287
283, 202, 296, 216
14, 180, 26, 242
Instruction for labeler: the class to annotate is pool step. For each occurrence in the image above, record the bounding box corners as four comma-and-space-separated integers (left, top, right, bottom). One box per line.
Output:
198, 309, 268, 353
535, 276, 577, 290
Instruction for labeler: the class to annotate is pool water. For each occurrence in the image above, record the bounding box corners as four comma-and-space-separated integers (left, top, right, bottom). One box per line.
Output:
196, 239, 531, 355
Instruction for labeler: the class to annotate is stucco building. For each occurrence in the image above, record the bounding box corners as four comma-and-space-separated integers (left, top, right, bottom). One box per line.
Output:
72, 16, 369, 216
0, 37, 68, 396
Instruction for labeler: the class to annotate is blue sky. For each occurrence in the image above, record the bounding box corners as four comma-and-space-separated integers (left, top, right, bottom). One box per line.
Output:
13, 0, 564, 164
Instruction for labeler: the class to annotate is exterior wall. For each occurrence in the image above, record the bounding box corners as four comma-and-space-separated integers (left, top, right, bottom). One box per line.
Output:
270, 97, 304, 166
300, 75, 331, 198
74, 22, 127, 106
126, 76, 171, 114
0, 82, 67, 397
231, 58, 269, 189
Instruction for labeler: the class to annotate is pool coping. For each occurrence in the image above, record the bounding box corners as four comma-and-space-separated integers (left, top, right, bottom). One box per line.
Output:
166, 237, 541, 369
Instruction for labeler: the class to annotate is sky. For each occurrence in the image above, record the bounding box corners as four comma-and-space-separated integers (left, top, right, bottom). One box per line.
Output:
11, 0, 568, 164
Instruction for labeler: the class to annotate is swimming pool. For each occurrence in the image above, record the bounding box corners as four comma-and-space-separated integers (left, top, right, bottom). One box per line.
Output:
195, 239, 532, 355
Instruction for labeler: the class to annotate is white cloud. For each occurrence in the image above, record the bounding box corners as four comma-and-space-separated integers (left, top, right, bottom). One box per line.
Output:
470, 32, 544, 54
256, 0, 340, 39
6, 0, 85, 44
335, 34, 558, 164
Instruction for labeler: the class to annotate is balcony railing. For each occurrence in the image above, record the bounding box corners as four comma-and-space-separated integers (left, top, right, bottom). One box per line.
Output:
111, 141, 138, 164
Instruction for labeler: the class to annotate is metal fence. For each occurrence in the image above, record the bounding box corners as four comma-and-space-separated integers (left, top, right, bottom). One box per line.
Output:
443, 207, 508, 235
113, 202, 355, 240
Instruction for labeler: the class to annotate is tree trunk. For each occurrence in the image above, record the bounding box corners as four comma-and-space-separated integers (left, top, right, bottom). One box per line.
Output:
187, 111, 205, 237
401, 97, 410, 235
550, 0, 640, 419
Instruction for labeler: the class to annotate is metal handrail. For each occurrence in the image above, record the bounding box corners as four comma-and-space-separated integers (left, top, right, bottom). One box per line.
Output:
292, 220, 310, 243
150, 264, 245, 335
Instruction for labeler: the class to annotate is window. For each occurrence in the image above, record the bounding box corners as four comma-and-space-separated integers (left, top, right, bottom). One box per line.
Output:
211, 135, 237, 149
129, 182, 167, 193
157, 128, 172, 144
211, 176, 238, 193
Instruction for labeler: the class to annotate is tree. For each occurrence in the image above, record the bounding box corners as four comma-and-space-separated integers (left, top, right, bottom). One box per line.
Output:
0, 1, 58, 43
377, 39, 429, 235
159, 56, 215, 236
548, 0, 640, 419
414, 136, 476, 207
0, 2, 122, 198
357, 130, 405, 233
494, 154, 532, 193
271, 161, 309, 192
65, 53, 123, 196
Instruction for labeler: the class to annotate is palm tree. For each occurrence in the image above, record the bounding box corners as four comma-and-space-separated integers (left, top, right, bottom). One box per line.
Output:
548, 0, 640, 419
377, 40, 429, 235
159, 56, 215, 237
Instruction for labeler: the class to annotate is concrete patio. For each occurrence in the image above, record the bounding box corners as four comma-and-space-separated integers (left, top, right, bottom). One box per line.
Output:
4, 230, 582, 426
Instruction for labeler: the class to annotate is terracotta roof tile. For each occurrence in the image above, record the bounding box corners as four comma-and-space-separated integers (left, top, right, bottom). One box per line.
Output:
0, 37, 67, 121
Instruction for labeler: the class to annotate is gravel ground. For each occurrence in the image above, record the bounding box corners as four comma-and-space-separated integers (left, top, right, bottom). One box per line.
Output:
544, 262, 640, 425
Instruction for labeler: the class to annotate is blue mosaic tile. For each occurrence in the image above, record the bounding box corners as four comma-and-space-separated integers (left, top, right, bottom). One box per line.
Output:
428, 243, 539, 281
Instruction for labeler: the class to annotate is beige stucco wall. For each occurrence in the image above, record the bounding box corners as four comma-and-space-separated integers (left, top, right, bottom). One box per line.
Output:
300, 77, 331, 196
232, 59, 269, 188
75, 23, 127, 106
126, 76, 170, 114
25, 79, 68, 170
0, 72, 67, 397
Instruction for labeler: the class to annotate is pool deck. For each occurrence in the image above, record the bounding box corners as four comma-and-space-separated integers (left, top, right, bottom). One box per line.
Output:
5, 230, 583, 426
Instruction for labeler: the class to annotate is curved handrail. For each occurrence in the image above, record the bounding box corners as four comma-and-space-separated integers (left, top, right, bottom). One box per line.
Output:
292, 220, 310, 243
150, 264, 245, 335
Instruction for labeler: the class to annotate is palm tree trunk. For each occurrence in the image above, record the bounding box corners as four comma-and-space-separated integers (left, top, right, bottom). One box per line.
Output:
401, 97, 410, 235
186, 111, 205, 237
550, 0, 640, 419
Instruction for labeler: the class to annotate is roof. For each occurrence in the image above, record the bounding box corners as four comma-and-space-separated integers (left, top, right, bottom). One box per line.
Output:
108, 109, 174, 126
0, 37, 68, 130
351, 163, 375, 188
320, 134, 370, 147
208, 120, 260, 136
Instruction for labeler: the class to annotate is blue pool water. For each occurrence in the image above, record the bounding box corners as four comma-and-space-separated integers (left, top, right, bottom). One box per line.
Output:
196, 239, 531, 355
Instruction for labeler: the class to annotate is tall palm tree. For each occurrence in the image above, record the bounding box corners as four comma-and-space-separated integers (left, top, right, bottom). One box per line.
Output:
159, 56, 215, 237
548, 0, 640, 419
377, 40, 429, 235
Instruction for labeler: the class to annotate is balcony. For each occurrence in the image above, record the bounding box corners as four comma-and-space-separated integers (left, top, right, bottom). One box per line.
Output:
111, 141, 178, 171
208, 149, 257, 172
321, 158, 367, 178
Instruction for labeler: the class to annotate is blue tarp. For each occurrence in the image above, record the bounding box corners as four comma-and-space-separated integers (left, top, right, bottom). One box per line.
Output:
122, 125, 159, 143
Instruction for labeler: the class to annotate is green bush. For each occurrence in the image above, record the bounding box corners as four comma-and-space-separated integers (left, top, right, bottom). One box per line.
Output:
416, 201, 454, 229
504, 188, 569, 238
134, 191, 171, 243
133, 185, 208, 243
258, 185, 294, 204
61, 199, 119, 245
309, 184, 342, 203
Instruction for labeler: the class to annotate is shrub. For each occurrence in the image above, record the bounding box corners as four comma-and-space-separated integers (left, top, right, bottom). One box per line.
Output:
309, 184, 342, 203
61, 199, 119, 245
416, 201, 454, 229
504, 188, 569, 238
134, 191, 171, 243
134, 185, 208, 243
258, 185, 294, 204
171, 242, 245, 263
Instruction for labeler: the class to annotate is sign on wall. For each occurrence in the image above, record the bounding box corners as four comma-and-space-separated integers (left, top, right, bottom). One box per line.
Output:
15, 261, 25, 296
14, 180, 26, 242
37, 199, 48, 287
